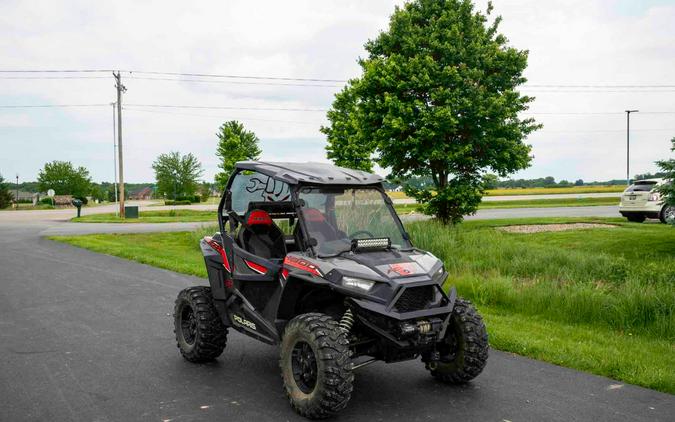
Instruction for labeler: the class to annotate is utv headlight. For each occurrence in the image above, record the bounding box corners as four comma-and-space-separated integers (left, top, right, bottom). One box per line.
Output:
342, 276, 375, 292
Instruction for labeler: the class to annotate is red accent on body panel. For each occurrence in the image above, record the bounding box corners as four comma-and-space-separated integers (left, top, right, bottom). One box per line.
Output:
389, 262, 416, 276
303, 208, 325, 222
224, 279, 233, 289
244, 259, 268, 275
281, 268, 289, 280
283, 255, 322, 277
205, 237, 231, 272
247, 209, 273, 226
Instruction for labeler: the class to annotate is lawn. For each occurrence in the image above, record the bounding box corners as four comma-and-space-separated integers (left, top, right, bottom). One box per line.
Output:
73, 197, 618, 223
72, 209, 216, 223
394, 196, 618, 214
49, 217, 675, 393
387, 185, 625, 200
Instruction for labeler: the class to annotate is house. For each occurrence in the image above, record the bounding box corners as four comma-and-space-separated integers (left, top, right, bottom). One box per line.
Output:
53, 195, 74, 206
130, 187, 153, 200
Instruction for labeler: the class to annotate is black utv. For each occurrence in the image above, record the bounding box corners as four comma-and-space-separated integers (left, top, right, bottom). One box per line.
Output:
173, 161, 488, 418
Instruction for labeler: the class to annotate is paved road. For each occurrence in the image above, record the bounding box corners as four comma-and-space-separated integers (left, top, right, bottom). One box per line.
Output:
1, 205, 622, 236
1, 214, 673, 421
395, 192, 621, 204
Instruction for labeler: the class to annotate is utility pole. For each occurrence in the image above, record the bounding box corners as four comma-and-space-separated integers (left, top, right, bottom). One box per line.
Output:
111, 102, 118, 211
15, 174, 19, 205
625, 109, 638, 186
113, 71, 126, 217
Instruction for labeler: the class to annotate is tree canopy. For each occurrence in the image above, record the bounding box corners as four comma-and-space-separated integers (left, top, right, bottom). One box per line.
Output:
37, 161, 92, 199
152, 152, 203, 199
322, 0, 540, 223
656, 137, 675, 215
0, 173, 13, 208
215, 121, 261, 190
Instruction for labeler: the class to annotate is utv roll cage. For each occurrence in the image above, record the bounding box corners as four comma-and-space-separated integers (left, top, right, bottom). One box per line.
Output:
216, 161, 409, 257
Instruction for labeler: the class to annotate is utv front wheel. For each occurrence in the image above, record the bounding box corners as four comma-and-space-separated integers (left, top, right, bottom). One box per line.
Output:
174, 286, 227, 363
280, 313, 353, 419
427, 298, 489, 383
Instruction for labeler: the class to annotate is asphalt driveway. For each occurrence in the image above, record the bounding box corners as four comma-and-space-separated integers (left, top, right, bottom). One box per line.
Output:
0, 222, 672, 421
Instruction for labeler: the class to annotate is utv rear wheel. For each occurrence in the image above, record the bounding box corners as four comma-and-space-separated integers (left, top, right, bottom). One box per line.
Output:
174, 286, 227, 363
280, 313, 353, 419
427, 298, 488, 383
626, 214, 646, 223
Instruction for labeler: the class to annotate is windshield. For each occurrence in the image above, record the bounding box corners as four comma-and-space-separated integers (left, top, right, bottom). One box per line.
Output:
625, 182, 657, 193
298, 187, 410, 256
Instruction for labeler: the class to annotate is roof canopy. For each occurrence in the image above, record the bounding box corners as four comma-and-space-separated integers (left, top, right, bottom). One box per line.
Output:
234, 161, 385, 186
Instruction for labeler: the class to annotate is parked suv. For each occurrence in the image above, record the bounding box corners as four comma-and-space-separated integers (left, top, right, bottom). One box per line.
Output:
619, 178, 673, 224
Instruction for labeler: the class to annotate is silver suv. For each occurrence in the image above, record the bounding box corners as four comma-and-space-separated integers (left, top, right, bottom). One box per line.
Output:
619, 178, 673, 224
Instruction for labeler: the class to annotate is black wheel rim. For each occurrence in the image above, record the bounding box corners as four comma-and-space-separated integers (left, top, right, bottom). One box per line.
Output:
291, 341, 318, 394
180, 304, 197, 345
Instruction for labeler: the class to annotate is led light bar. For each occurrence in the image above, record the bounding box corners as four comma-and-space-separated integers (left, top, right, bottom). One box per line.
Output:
351, 237, 391, 251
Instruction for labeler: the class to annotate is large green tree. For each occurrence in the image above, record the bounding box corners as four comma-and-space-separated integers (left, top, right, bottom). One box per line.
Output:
0, 173, 13, 208
215, 121, 261, 190
656, 137, 675, 224
322, 0, 540, 223
37, 161, 92, 199
152, 152, 203, 199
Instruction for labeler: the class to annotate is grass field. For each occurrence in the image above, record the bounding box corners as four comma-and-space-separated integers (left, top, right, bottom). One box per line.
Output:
394, 196, 618, 214
74, 196, 619, 223
49, 217, 675, 393
72, 209, 215, 223
387, 185, 625, 200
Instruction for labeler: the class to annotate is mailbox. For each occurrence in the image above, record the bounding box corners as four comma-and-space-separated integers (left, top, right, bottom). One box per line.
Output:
71, 199, 83, 218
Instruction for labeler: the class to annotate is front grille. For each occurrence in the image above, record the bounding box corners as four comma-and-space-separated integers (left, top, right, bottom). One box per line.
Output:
394, 286, 435, 312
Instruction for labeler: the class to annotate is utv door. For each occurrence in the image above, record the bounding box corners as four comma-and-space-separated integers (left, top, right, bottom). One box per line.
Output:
225, 240, 282, 344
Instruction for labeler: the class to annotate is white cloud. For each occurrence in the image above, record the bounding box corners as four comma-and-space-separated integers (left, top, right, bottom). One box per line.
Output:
0, 0, 673, 183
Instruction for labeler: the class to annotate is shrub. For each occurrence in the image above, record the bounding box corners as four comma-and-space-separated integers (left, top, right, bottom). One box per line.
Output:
165, 200, 191, 206
40, 197, 53, 205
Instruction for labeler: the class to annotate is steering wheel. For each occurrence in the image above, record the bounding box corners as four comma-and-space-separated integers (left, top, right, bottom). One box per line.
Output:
349, 230, 375, 239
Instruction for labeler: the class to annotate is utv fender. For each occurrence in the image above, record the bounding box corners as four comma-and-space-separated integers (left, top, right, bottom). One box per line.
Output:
276, 275, 344, 326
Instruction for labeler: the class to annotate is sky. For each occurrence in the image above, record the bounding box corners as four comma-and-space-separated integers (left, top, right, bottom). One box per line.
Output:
1, 0, 674, 184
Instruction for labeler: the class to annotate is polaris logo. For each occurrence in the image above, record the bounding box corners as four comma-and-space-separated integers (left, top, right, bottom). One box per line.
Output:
233, 314, 257, 330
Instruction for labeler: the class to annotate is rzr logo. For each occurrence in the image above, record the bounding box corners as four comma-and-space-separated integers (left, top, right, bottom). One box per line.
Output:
389, 262, 416, 276
233, 314, 257, 330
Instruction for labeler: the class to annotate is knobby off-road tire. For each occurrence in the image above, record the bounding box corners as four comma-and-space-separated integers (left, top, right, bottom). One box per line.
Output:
174, 286, 227, 363
279, 313, 353, 419
427, 298, 489, 383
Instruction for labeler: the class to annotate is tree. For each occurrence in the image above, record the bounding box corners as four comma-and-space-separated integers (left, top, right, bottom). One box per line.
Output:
37, 161, 92, 200
152, 152, 203, 199
482, 174, 499, 190
656, 137, 675, 221
0, 173, 13, 208
321, 0, 540, 223
574, 179, 584, 186
215, 121, 261, 190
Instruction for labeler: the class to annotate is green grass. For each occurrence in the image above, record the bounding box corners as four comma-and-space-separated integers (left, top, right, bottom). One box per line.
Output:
71, 209, 216, 223
49, 217, 675, 393
387, 185, 626, 200
393, 196, 618, 214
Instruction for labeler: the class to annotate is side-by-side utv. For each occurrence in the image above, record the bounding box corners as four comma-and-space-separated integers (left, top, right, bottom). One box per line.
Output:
173, 161, 488, 419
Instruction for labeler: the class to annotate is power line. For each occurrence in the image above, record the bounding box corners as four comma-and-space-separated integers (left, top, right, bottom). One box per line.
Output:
128, 70, 346, 83
125, 103, 328, 112
123, 107, 325, 125
0, 104, 109, 108
0, 69, 112, 73
0, 76, 109, 80
126, 75, 342, 88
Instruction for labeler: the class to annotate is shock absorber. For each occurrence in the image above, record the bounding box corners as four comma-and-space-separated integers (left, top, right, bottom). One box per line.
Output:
339, 308, 355, 333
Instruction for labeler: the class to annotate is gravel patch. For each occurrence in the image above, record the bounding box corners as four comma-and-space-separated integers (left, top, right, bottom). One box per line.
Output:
497, 223, 618, 233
